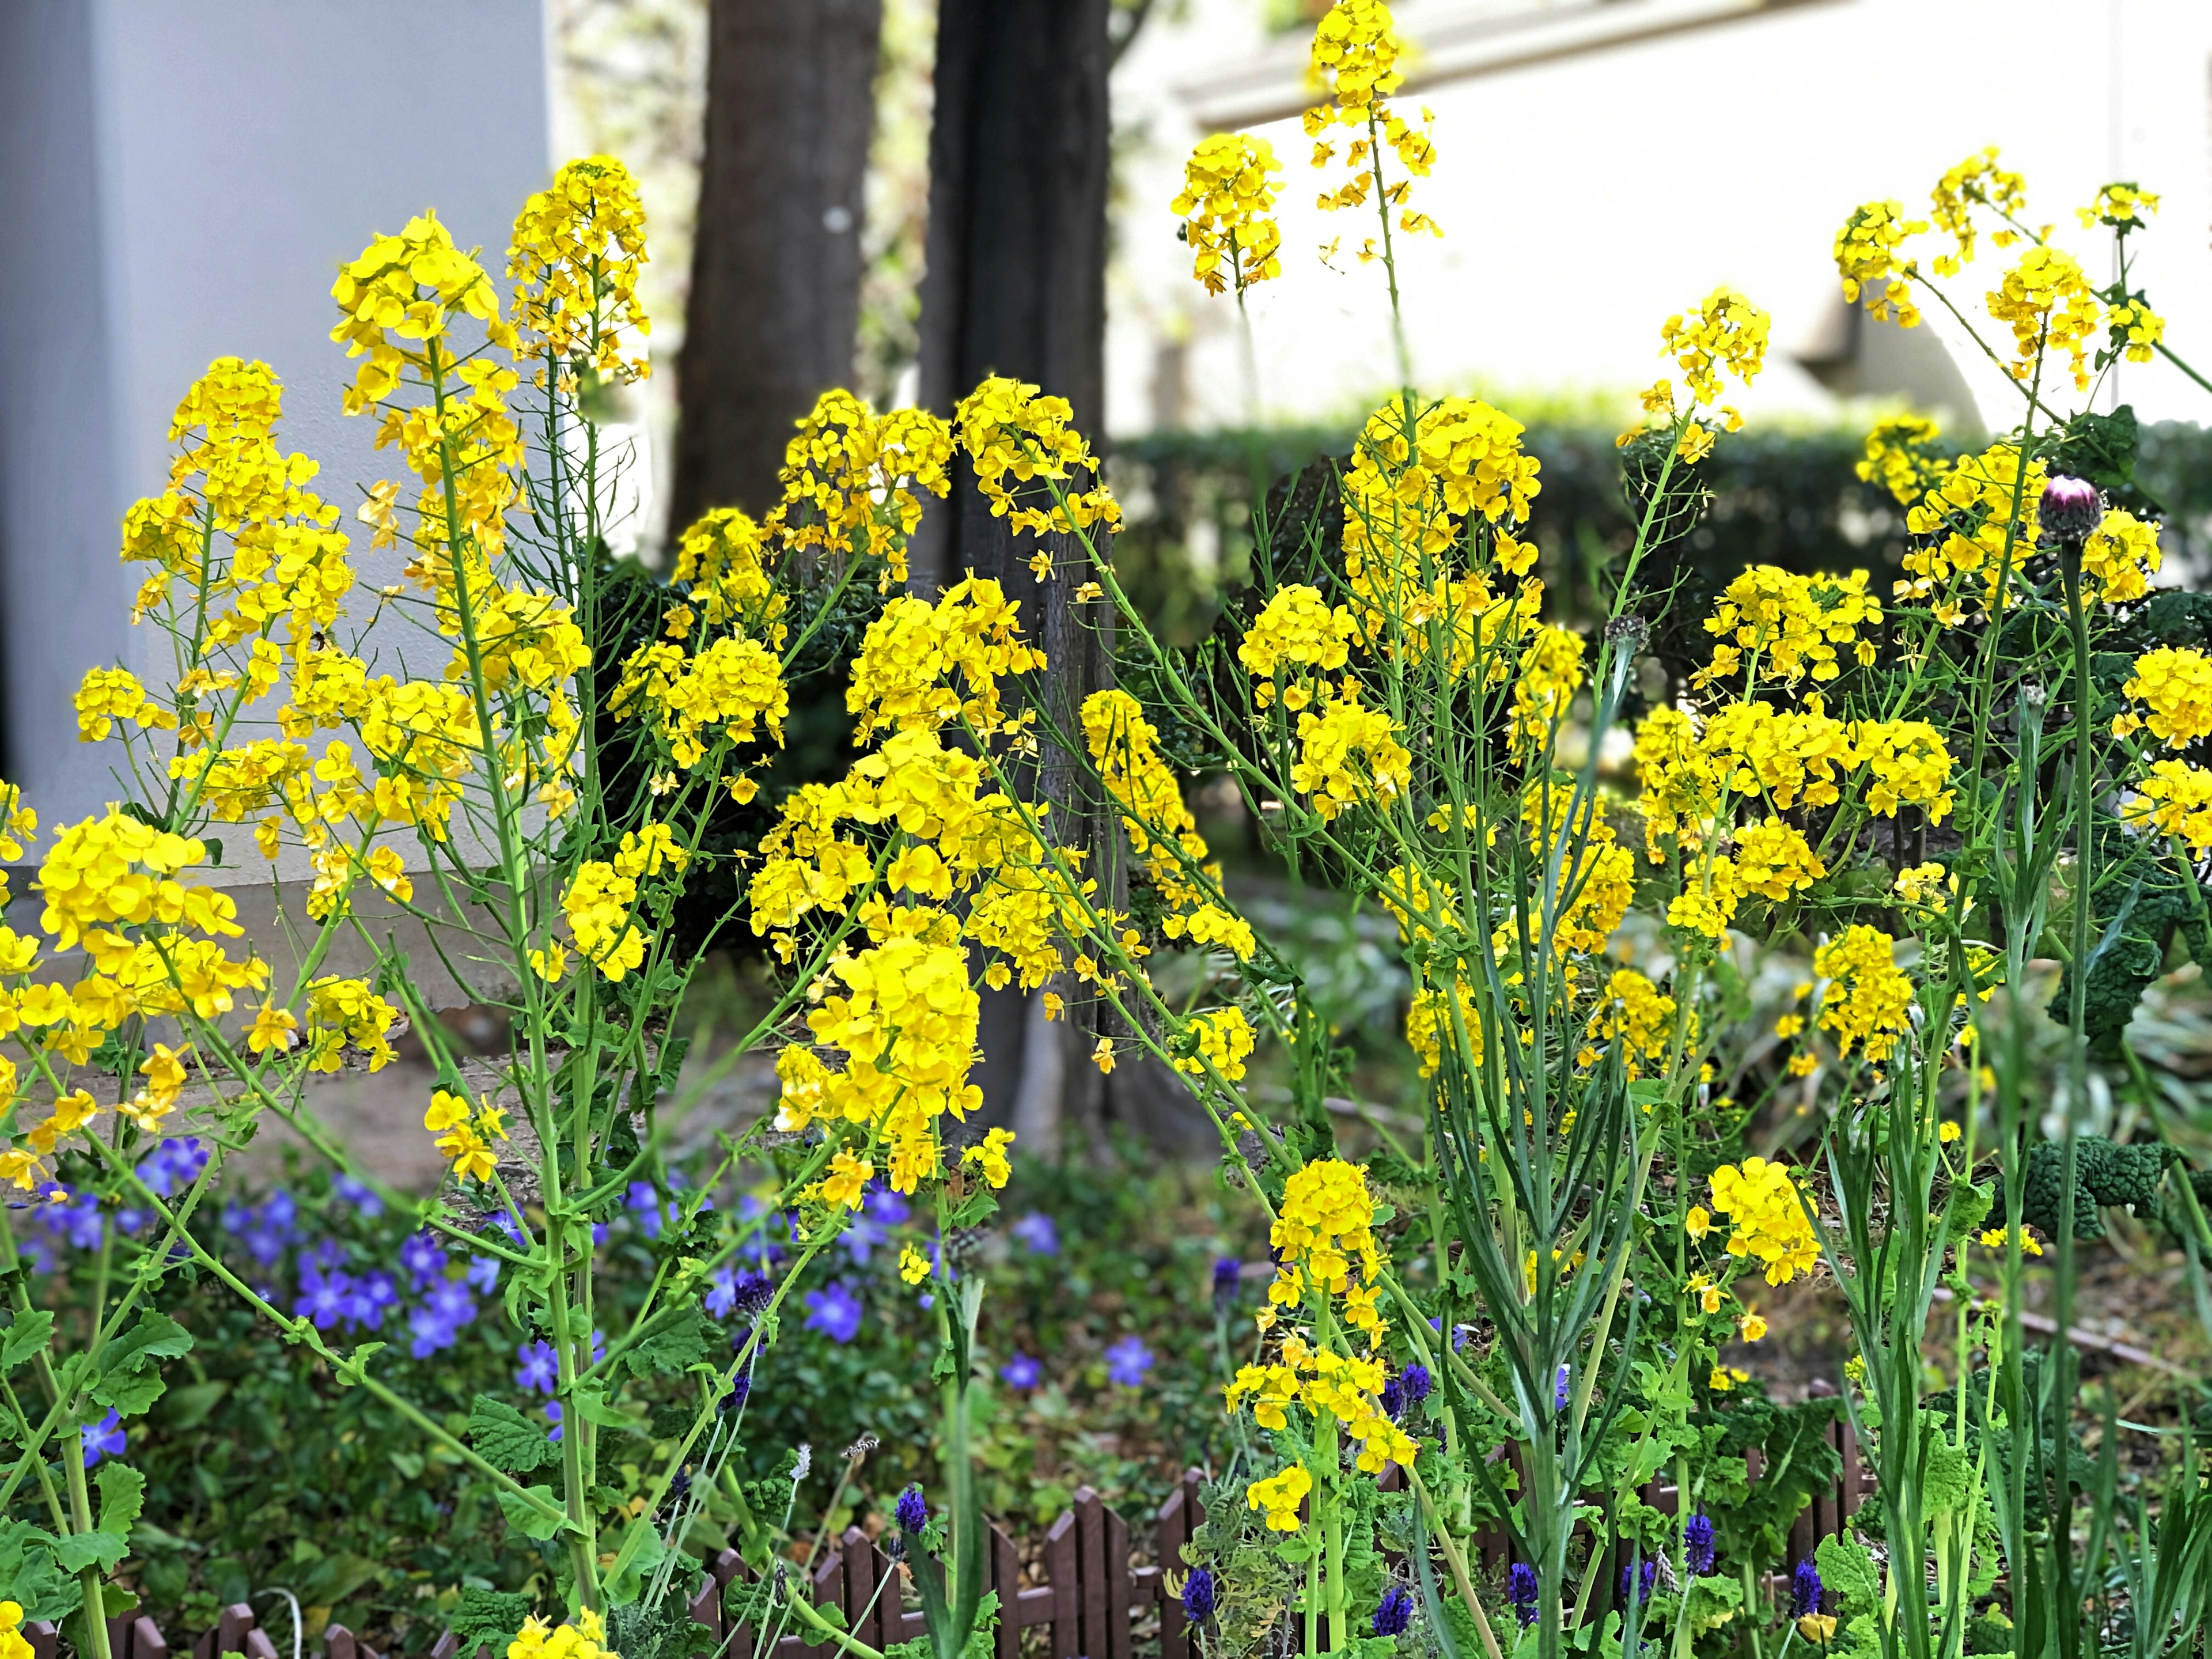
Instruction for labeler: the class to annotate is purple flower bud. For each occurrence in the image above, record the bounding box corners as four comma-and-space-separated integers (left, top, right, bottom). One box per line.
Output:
1213, 1257, 1241, 1306
1181, 1566, 1217, 1624
1371, 1585, 1414, 1637
2040, 475, 2102, 544
1508, 1563, 1539, 1626
1378, 1375, 1404, 1421
1400, 1362, 1431, 1406
1790, 1559, 1824, 1619
1619, 1558, 1655, 1609
1684, 1513, 1714, 1576
896, 1483, 929, 1533
1554, 1363, 1571, 1411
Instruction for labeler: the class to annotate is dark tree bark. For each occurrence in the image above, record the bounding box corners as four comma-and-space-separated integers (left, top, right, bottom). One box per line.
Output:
671, 0, 883, 528
910, 0, 1111, 594
914, 0, 1210, 1154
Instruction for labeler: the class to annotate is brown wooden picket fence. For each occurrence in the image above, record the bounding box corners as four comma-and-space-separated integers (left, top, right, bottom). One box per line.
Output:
24, 1403, 1868, 1659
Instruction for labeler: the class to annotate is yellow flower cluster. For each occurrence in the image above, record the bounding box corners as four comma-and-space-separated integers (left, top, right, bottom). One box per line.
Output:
1813, 925, 1914, 1063
2079, 509, 2162, 607
1171, 132, 1284, 297
1226, 1337, 1419, 1475
304, 975, 401, 1074
2081, 182, 2160, 230
1700, 1157, 1820, 1285
506, 154, 651, 383
1522, 783, 1638, 957
1267, 1157, 1384, 1338
1855, 414, 1947, 506
559, 861, 649, 981
1238, 583, 1355, 694
2104, 297, 2165, 367
1247, 1463, 1312, 1532
1581, 968, 1681, 1079
1081, 690, 1252, 957
425, 1088, 508, 1183
1898, 441, 2046, 619
1834, 200, 1927, 327
955, 376, 1120, 571
1848, 719, 1957, 821
2124, 760, 2212, 854
507, 1609, 617, 1659
1302, 1, 1440, 245
1176, 1005, 1256, 1082
1929, 147, 2026, 273
1510, 625, 1586, 754
75, 667, 179, 744
850, 579, 1045, 742
766, 391, 955, 591
610, 632, 787, 771
2115, 646, 2212, 749
1694, 566, 1880, 689
1660, 287, 1771, 406
1987, 245, 2102, 391
1292, 690, 1413, 820
671, 508, 786, 638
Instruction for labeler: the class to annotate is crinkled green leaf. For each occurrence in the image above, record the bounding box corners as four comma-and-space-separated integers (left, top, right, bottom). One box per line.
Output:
1, 1308, 55, 1373
494, 1484, 569, 1540
470, 1393, 557, 1474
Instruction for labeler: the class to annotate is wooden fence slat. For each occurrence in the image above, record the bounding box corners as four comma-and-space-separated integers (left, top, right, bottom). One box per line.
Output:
713, 1550, 752, 1659
135, 1616, 172, 1659
990, 1523, 1022, 1659
1103, 1499, 1132, 1659
24, 1623, 58, 1659
1072, 1489, 1109, 1659
1044, 1507, 1080, 1659
1156, 1477, 1193, 1659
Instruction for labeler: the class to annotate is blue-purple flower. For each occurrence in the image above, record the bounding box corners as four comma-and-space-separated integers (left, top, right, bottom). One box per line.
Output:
1554, 1363, 1571, 1410
1180, 1566, 1217, 1624
138, 1137, 209, 1199
1790, 1559, 1824, 1619
1104, 1335, 1153, 1387
331, 1173, 384, 1217
515, 1339, 560, 1394
1508, 1564, 1539, 1627
1619, 1558, 1655, 1609
1000, 1352, 1042, 1391
1010, 1212, 1060, 1256
1400, 1362, 1431, 1406
1371, 1585, 1414, 1637
804, 1283, 863, 1344
1683, 1513, 1714, 1577
399, 1231, 448, 1289
81, 1409, 125, 1468
896, 1483, 929, 1533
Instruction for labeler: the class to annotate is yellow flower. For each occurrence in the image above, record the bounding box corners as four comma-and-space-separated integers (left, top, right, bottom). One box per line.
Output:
1813, 926, 1914, 1063
899, 1243, 933, 1286
507, 1607, 618, 1659
1247, 1462, 1312, 1532
1, 1599, 33, 1659
1940, 1121, 1962, 1143
1707, 1157, 1820, 1285
26, 1090, 99, 1158
2118, 646, 2212, 750
1834, 199, 1927, 326
2126, 758, 2212, 854
1172, 133, 1285, 297
1980, 1225, 2043, 1256
1708, 1365, 1749, 1392
1661, 287, 1770, 405
817, 1150, 873, 1210
1092, 1038, 1116, 1075
962, 1126, 1016, 1190
1176, 1006, 1256, 1083
1740, 1312, 1768, 1342
1686, 1206, 1711, 1240
246, 1001, 299, 1055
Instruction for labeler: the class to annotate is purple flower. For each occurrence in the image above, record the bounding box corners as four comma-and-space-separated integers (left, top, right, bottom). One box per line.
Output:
115, 1209, 147, 1236
516, 1339, 560, 1393
896, 1483, 929, 1533
1508, 1564, 1539, 1626
81, 1409, 126, 1468
863, 1184, 912, 1227
331, 1173, 384, 1217
1212, 1257, 1241, 1308
342, 1271, 399, 1331
803, 1283, 863, 1344
719, 1367, 752, 1414
1379, 1374, 1404, 1421
1000, 1352, 1042, 1391
1371, 1585, 1414, 1637
48, 1191, 105, 1252
546, 1400, 565, 1442
483, 1211, 528, 1251
840, 1212, 890, 1267
736, 1195, 795, 1266
297, 1269, 352, 1331
1684, 1513, 1714, 1577
2040, 475, 2103, 545
1790, 1559, 1824, 1619
465, 1255, 501, 1293
138, 1137, 208, 1198
399, 1232, 448, 1290
1104, 1335, 1153, 1388
1619, 1558, 1655, 1609
1010, 1212, 1060, 1256
707, 1267, 774, 1323
408, 1304, 463, 1359
1180, 1565, 1217, 1624
1554, 1364, 1571, 1411
1401, 1362, 1431, 1406
308, 1238, 349, 1272
16, 1239, 52, 1278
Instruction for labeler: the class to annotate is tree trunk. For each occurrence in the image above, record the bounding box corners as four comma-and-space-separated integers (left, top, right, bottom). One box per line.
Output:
915, 0, 1210, 1155
671, 0, 883, 528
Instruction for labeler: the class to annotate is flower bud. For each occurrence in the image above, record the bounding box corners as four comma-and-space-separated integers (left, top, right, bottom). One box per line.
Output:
2040, 474, 2102, 544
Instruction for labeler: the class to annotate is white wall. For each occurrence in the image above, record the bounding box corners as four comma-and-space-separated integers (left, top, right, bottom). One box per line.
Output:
0, 0, 552, 830
1109, 0, 2212, 438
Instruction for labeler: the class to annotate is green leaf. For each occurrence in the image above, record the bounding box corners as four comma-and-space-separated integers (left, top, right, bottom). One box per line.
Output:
55, 1529, 131, 1573
1, 1309, 54, 1372
101, 1311, 192, 1372
334, 1341, 388, 1387
0, 1520, 83, 1620
571, 1384, 634, 1429
1682, 1574, 1744, 1634
1923, 1436, 1973, 1520
1816, 1533, 1881, 1611
470, 1393, 557, 1474
89, 1366, 168, 1417
623, 1308, 711, 1377
449, 1587, 533, 1656
494, 1485, 569, 1541
96, 1462, 146, 1537
603, 1516, 668, 1608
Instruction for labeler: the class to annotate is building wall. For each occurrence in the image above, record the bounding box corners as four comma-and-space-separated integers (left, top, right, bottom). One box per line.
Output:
0, 0, 552, 827
1108, 0, 2212, 439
